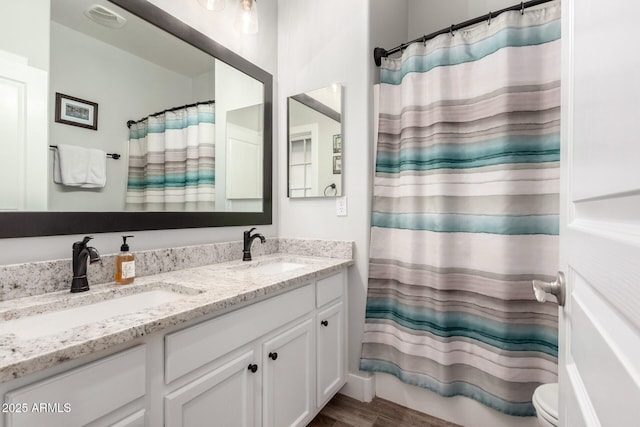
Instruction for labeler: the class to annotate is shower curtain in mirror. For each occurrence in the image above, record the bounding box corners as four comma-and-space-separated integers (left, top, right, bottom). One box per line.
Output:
360, 3, 560, 416
126, 103, 215, 211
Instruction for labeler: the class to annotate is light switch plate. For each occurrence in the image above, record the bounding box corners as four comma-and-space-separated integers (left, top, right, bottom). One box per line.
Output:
336, 197, 347, 217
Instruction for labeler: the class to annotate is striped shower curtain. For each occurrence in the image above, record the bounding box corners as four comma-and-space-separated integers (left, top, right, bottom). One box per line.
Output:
126, 103, 215, 211
360, 3, 560, 416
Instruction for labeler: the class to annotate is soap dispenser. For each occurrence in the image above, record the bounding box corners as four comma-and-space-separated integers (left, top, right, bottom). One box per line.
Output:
115, 235, 135, 285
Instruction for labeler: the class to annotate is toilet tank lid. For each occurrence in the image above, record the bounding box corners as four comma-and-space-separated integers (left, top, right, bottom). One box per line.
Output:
534, 383, 559, 420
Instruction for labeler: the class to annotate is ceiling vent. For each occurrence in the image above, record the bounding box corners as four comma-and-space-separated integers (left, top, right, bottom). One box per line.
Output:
83, 5, 127, 29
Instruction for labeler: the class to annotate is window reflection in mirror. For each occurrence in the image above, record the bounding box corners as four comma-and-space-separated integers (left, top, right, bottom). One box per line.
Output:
287, 85, 343, 198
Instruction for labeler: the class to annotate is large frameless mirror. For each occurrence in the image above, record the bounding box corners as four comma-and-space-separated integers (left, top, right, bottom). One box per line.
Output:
0, 0, 272, 237
287, 84, 343, 198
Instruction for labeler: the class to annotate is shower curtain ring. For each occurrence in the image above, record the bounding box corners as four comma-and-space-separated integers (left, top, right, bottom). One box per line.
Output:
521, 2, 525, 15
422, 35, 427, 46
488, 11, 492, 26
450, 25, 455, 37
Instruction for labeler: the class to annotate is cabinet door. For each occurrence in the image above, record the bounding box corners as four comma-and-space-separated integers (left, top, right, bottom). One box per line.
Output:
316, 301, 345, 406
263, 318, 314, 427
165, 349, 258, 427
4, 346, 146, 427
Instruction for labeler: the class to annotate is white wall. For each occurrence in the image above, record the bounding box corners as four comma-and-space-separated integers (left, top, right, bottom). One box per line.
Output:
0, 0, 49, 71
192, 69, 216, 103
277, 0, 373, 382
0, 0, 278, 264
49, 22, 196, 211
407, 0, 516, 40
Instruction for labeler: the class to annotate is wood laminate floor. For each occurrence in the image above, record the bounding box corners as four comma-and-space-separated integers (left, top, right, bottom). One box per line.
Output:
308, 394, 462, 427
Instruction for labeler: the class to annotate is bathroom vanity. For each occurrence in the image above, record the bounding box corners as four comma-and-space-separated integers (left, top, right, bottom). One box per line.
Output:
0, 242, 352, 427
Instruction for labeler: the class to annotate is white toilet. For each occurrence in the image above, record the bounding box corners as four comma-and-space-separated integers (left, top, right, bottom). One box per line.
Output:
532, 383, 559, 426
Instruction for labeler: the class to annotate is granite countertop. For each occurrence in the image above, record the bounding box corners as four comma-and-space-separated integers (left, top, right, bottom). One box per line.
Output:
0, 253, 353, 383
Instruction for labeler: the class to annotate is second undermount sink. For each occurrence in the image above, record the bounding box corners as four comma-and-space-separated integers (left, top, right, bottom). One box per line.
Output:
230, 259, 307, 275
251, 261, 306, 274
0, 286, 196, 340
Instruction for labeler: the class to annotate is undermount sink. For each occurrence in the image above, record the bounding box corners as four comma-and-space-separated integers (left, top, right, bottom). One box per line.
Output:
0, 286, 195, 340
251, 262, 306, 274
231, 260, 307, 275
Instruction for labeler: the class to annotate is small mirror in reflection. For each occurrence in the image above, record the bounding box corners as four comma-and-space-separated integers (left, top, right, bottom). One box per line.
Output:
287, 84, 342, 198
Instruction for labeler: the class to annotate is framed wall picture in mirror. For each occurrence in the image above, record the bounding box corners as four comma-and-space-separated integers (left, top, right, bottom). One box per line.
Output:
287, 84, 343, 198
0, 0, 272, 238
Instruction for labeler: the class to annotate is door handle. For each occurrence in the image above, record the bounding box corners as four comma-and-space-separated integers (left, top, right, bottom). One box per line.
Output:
532, 271, 566, 307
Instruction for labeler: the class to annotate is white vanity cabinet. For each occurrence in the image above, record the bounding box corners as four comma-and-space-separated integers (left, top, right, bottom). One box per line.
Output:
164, 269, 347, 427
0, 267, 348, 427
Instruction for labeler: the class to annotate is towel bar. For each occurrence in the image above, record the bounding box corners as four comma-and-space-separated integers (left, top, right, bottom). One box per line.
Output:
49, 145, 120, 160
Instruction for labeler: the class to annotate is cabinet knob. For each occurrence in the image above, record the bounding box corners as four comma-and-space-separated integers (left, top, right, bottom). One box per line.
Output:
248, 364, 258, 373
268, 352, 278, 361
321, 320, 329, 327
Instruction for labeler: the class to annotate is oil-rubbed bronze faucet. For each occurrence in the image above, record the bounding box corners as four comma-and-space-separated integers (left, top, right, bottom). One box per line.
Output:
71, 236, 101, 293
243, 227, 265, 261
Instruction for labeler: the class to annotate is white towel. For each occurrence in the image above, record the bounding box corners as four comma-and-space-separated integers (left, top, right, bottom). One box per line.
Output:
53, 144, 107, 188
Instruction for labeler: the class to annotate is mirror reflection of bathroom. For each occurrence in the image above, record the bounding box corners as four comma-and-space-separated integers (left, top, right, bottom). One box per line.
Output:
1, 0, 267, 214
287, 84, 342, 198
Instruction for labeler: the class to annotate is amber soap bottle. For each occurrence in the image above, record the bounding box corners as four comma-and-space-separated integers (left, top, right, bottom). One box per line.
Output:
115, 235, 135, 285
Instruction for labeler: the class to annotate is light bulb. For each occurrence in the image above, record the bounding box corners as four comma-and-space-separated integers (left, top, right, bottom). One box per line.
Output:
197, 0, 225, 12
235, 0, 258, 34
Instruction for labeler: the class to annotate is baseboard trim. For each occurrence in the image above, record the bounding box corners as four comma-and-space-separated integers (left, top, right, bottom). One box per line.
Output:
339, 372, 375, 402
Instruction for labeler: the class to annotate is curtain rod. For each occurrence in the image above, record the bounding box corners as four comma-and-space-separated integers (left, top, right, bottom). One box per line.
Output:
127, 99, 216, 128
373, 0, 555, 66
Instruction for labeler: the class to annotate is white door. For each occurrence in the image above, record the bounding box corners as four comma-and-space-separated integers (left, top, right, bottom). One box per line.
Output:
0, 52, 47, 210
226, 123, 263, 200
558, 1, 640, 425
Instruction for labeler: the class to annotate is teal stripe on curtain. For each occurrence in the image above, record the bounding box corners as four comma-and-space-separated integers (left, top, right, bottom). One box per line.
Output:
361, 2, 561, 417
365, 298, 558, 355
381, 19, 561, 85
371, 212, 560, 235
376, 134, 560, 173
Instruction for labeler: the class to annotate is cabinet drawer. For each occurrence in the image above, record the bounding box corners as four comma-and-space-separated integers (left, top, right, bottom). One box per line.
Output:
165, 284, 314, 383
316, 272, 344, 308
5, 345, 146, 427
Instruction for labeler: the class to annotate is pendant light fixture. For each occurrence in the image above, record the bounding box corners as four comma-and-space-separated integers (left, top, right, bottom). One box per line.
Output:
197, 0, 225, 12
235, 0, 259, 35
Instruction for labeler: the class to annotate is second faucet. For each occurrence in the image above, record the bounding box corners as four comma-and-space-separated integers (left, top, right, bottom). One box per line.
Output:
243, 228, 265, 261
